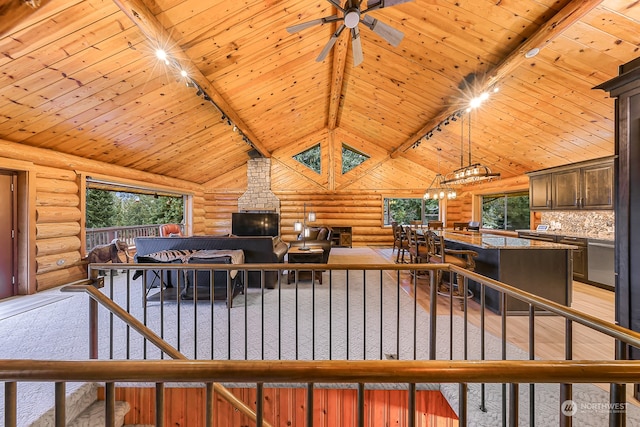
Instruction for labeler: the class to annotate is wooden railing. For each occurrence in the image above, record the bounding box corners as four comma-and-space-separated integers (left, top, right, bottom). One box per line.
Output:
2, 359, 640, 427
85, 225, 161, 251
5, 262, 640, 426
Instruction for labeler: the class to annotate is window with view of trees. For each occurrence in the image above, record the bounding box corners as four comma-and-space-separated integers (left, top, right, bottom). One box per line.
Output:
383, 197, 439, 226
342, 144, 369, 173
86, 189, 184, 228
292, 144, 321, 174
481, 191, 530, 230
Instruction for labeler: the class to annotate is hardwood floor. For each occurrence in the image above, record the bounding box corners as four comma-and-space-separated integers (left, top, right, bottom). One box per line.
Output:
374, 246, 640, 403
373, 247, 617, 361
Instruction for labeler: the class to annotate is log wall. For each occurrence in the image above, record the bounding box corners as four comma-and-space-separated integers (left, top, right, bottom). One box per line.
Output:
0, 139, 204, 293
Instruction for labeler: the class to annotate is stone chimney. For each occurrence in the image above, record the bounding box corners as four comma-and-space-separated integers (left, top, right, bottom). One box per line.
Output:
238, 158, 280, 212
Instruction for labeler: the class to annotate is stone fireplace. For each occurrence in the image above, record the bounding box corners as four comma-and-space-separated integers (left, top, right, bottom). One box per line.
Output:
237, 158, 280, 212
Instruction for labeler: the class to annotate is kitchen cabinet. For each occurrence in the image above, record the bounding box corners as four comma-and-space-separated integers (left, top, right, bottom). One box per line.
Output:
527, 157, 614, 210
557, 236, 588, 281
529, 174, 553, 210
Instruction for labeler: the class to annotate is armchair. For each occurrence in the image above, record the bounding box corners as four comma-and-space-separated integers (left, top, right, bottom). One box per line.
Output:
159, 224, 183, 237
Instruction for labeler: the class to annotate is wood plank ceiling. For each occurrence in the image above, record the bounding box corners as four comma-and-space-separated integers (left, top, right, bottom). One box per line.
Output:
0, 0, 638, 187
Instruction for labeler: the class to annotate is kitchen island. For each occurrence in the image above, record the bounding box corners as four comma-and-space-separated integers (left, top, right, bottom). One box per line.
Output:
439, 231, 576, 315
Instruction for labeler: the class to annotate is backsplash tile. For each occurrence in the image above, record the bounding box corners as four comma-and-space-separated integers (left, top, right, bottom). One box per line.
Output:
541, 211, 614, 233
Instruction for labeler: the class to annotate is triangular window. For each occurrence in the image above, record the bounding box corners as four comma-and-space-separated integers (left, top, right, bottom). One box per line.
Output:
342, 144, 369, 174
293, 143, 321, 174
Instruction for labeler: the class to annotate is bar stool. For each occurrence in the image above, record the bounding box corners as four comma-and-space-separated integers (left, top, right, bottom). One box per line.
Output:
424, 230, 478, 309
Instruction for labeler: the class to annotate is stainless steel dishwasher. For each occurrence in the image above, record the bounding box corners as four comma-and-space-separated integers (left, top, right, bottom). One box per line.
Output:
587, 239, 615, 290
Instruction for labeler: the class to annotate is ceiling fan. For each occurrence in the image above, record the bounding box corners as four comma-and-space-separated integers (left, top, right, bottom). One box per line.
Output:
286, 0, 411, 67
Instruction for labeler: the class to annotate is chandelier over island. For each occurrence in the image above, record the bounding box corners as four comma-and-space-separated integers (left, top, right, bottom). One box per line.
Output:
424, 148, 457, 200
442, 112, 500, 186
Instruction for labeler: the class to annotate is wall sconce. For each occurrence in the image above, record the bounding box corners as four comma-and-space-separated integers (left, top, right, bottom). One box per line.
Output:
293, 203, 316, 250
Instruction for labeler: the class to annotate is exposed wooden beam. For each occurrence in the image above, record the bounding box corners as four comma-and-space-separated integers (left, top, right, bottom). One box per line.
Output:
112, 0, 271, 158
327, 26, 349, 130
0, 0, 52, 37
390, 0, 604, 159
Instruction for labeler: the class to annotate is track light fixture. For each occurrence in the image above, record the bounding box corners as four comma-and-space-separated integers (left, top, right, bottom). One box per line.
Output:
153, 47, 256, 150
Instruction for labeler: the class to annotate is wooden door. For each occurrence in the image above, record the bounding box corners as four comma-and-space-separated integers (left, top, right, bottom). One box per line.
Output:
0, 172, 17, 299
552, 169, 580, 209
581, 162, 614, 209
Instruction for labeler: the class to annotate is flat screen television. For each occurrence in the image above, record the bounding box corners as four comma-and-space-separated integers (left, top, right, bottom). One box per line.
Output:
232, 212, 280, 237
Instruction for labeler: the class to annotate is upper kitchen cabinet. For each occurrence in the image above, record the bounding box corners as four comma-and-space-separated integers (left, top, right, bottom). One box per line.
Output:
527, 157, 615, 211
529, 174, 553, 210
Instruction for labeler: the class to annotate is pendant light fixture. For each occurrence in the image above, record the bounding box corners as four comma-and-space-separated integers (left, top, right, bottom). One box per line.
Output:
424, 148, 457, 200
442, 112, 500, 185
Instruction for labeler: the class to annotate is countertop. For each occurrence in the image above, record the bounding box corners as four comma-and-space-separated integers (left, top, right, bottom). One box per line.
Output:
515, 229, 615, 242
439, 231, 578, 250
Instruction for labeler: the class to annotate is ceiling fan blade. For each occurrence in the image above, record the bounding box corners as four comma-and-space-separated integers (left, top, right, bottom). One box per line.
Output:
287, 15, 340, 34
362, 15, 404, 47
326, 0, 345, 12
363, 0, 412, 12
316, 24, 346, 62
351, 27, 364, 67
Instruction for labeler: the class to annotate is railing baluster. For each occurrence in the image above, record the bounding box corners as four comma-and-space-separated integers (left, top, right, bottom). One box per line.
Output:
55, 382, 65, 427
4, 382, 16, 427
156, 382, 165, 427
307, 382, 314, 427
502, 291, 507, 426
256, 382, 264, 427
206, 382, 214, 427
412, 269, 417, 360
463, 275, 468, 360
480, 283, 486, 412
408, 383, 416, 427
509, 383, 518, 427
561, 317, 574, 427
357, 383, 365, 427
346, 270, 350, 360
364, 270, 367, 360
459, 382, 467, 426
429, 267, 437, 361
105, 382, 116, 427
529, 304, 536, 426
610, 339, 627, 427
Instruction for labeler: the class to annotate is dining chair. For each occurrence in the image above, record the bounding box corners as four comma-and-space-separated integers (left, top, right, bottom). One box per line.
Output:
391, 222, 409, 263
427, 220, 444, 230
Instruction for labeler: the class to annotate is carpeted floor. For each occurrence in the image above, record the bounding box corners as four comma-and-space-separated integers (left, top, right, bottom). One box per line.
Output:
1, 247, 639, 426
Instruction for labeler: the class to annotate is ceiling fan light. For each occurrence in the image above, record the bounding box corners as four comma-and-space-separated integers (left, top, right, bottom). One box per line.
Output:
344, 10, 360, 28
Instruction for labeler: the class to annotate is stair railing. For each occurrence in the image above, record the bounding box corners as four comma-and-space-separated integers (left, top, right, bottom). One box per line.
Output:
61, 280, 270, 427
46, 261, 640, 426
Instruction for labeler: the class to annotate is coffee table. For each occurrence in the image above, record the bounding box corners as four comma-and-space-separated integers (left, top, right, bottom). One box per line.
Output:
287, 246, 325, 284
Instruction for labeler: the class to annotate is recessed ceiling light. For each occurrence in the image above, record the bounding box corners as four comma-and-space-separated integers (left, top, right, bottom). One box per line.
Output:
525, 48, 540, 58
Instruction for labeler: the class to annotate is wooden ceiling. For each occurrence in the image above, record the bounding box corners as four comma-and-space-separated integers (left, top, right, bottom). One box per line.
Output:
0, 0, 637, 187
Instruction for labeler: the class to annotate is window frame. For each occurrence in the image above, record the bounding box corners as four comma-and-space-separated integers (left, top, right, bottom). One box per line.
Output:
480, 190, 530, 231
382, 196, 440, 226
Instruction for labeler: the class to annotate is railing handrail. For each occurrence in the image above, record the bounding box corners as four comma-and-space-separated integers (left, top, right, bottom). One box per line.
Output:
61, 280, 269, 427
2, 359, 640, 384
